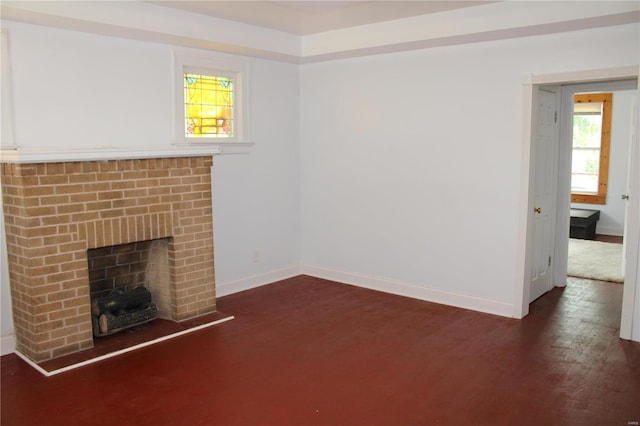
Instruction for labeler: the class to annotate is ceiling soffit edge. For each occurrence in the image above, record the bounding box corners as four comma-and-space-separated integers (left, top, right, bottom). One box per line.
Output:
300, 11, 640, 64
0, 3, 638, 64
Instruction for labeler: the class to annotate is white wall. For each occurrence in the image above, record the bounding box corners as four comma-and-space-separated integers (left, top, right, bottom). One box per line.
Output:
0, 21, 301, 352
0, 183, 13, 354
571, 90, 635, 236
300, 23, 639, 316
1, 17, 639, 352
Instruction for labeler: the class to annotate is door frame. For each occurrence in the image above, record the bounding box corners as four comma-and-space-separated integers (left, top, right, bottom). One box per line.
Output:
555, 79, 638, 289
514, 66, 640, 341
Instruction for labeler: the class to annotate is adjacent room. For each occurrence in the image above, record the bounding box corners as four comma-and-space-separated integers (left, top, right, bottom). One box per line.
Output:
1, 1, 639, 424
566, 87, 634, 284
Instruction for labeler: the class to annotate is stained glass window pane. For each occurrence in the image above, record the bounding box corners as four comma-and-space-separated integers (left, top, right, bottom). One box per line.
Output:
184, 73, 233, 138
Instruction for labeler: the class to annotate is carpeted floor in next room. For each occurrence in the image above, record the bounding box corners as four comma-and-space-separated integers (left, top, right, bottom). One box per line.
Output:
2, 274, 640, 425
568, 238, 624, 282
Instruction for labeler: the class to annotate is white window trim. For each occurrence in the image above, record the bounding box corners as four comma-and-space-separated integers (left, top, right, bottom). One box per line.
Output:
172, 51, 253, 154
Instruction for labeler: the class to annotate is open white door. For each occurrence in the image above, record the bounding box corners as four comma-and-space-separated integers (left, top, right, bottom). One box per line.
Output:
622, 95, 637, 271
530, 88, 559, 302
620, 92, 639, 340
516, 67, 639, 323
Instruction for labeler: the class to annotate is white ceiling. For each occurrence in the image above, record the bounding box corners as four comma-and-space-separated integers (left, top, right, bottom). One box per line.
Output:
147, 1, 497, 35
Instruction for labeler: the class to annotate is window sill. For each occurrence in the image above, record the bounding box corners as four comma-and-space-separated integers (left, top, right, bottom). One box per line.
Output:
571, 193, 606, 205
173, 141, 254, 155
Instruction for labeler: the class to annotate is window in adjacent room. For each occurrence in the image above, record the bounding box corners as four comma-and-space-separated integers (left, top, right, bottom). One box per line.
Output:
570, 92, 612, 205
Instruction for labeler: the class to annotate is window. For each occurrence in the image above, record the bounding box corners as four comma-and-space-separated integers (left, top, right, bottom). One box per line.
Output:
173, 52, 251, 153
184, 73, 234, 138
570, 92, 612, 205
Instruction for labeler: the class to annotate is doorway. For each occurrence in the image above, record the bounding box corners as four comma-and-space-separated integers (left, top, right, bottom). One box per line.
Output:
561, 84, 638, 282
515, 67, 640, 342
562, 82, 636, 286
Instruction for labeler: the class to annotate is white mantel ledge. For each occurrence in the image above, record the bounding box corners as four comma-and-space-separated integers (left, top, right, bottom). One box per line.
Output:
0, 145, 225, 164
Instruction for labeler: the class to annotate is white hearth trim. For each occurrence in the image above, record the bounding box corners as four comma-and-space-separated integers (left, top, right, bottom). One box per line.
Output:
16, 315, 234, 377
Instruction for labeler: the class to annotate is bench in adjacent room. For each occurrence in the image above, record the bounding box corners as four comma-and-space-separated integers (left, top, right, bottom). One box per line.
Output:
570, 208, 600, 240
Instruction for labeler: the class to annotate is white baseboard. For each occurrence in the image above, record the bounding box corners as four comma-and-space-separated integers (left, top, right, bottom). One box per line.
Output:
216, 265, 302, 297
1, 333, 15, 355
302, 264, 514, 318
1, 266, 301, 357
596, 226, 623, 237
2, 264, 511, 359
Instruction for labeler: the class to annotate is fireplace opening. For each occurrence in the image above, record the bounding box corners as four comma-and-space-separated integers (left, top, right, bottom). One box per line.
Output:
88, 238, 171, 336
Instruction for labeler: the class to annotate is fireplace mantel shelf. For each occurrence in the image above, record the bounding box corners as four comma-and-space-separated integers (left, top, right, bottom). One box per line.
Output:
0, 145, 224, 164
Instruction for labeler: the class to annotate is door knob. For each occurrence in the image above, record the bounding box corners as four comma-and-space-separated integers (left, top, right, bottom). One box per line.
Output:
622, 194, 629, 200
534, 207, 542, 214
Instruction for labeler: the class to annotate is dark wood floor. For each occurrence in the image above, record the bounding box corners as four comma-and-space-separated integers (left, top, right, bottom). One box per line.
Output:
593, 234, 623, 244
2, 274, 639, 425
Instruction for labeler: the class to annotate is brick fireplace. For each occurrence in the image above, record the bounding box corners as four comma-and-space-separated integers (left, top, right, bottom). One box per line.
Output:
1, 155, 217, 362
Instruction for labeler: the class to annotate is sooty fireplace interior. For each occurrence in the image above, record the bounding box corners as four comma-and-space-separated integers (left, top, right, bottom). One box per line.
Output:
87, 239, 175, 336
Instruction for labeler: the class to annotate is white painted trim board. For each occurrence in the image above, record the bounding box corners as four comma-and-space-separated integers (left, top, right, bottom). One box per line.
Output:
303, 264, 513, 318
15, 316, 234, 377
1, 334, 15, 356
215, 265, 302, 297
